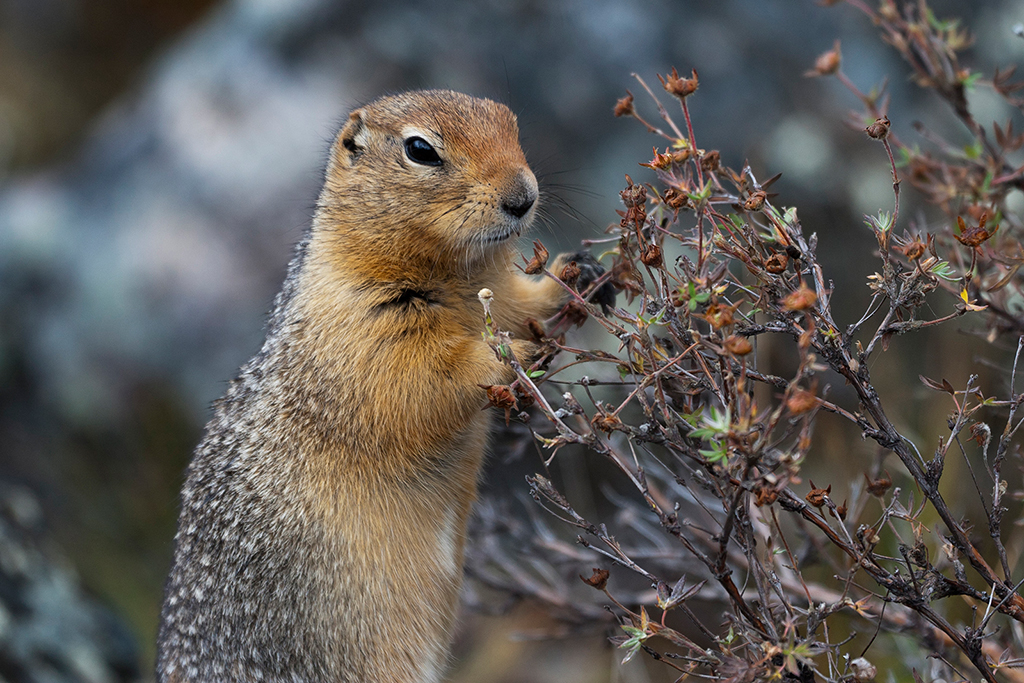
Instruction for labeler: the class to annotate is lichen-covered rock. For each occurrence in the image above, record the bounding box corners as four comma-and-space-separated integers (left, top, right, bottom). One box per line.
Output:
0, 485, 139, 683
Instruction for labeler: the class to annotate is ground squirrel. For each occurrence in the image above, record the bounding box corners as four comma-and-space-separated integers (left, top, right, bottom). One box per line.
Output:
156, 90, 613, 682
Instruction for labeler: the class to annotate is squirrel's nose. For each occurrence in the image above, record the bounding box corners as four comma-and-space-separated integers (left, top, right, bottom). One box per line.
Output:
502, 194, 535, 219
501, 171, 538, 219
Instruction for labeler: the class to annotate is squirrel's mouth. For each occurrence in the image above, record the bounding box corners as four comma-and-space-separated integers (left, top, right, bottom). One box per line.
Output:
482, 225, 522, 244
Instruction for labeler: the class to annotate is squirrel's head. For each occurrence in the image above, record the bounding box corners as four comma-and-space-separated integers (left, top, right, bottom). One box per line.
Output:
316, 90, 538, 276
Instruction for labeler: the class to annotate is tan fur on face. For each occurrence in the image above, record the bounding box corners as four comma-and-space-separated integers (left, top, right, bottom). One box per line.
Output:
316, 91, 539, 283
156, 90, 570, 683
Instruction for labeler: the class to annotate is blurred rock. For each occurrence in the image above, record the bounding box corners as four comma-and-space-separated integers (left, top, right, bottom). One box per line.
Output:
0, 0, 218, 174
0, 484, 139, 683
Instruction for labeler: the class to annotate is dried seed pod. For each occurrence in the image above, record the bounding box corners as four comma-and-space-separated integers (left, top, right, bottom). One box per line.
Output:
560, 260, 582, 287
744, 190, 766, 211
670, 149, 692, 164
849, 657, 876, 681
857, 525, 881, 548
704, 303, 734, 330
786, 388, 817, 415
659, 67, 699, 99
592, 412, 624, 433
724, 335, 753, 356
865, 116, 891, 140
808, 40, 842, 76
701, 149, 720, 172
641, 147, 674, 170
640, 244, 663, 268
901, 238, 926, 260
865, 471, 892, 497
805, 481, 831, 509
754, 485, 779, 507
670, 288, 685, 308
613, 92, 635, 118
782, 283, 817, 311
513, 386, 535, 410
765, 252, 789, 274
620, 179, 647, 208
580, 568, 610, 590
663, 188, 689, 210
522, 240, 549, 274
480, 384, 518, 425
954, 213, 995, 248
563, 299, 589, 327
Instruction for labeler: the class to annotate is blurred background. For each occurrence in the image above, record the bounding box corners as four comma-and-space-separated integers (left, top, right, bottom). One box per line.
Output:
0, 0, 1021, 680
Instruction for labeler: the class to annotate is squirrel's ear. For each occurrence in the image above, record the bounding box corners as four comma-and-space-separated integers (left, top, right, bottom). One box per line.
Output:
338, 110, 366, 162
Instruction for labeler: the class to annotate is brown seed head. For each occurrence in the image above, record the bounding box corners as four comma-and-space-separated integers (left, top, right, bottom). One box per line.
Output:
663, 188, 689, 210
786, 388, 818, 415
954, 213, 995, 248
901, 238, 926, 261
670, 288, 685, 308
782, 283, 817, 312
865, 116, 891, 140
744, 190, 767, 211
560, 260, 582, 287
592, 412, 624, 433
523, 240, 549, 275
858, 525, 881, 548
670, 149, 692, 164
612, 264, 642, 303
514, 389, 535, 411
659, 67, 699, 100
805, 481, 831, 509
613, 92, 635, 118
865, 471, 892, 497
808, 40, 842, 77
641, 147, 674, 170
620, 179, 648, 208
704, 303, 735, 330
701, 149, 721, 172
765, 252, 789, 274
641, 244, 663, 268
580, 568, 610, 590
483, 384, 517, 410
481, 384, 519, 426
563, 299, 589, 327
724, 335, 753, 356
754, 485, 778, 507
970, 422, 990, 446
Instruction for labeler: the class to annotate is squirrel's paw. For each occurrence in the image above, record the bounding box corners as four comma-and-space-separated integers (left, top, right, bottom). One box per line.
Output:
509, 337, 542, 368
557, 251, 617, 314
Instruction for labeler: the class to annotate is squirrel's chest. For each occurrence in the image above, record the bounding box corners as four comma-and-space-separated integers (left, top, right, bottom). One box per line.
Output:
310, 481, 469, 681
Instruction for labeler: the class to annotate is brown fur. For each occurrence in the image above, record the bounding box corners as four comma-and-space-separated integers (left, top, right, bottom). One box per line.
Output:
156, 91, 572, 682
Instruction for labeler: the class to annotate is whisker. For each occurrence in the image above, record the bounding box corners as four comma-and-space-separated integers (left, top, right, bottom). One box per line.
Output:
540, 190, 603, 233
533, 207, 559, 242
542, 181, 603, 199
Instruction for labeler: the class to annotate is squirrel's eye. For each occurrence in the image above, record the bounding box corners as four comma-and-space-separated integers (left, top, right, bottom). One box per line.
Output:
404, 137, 442, 166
